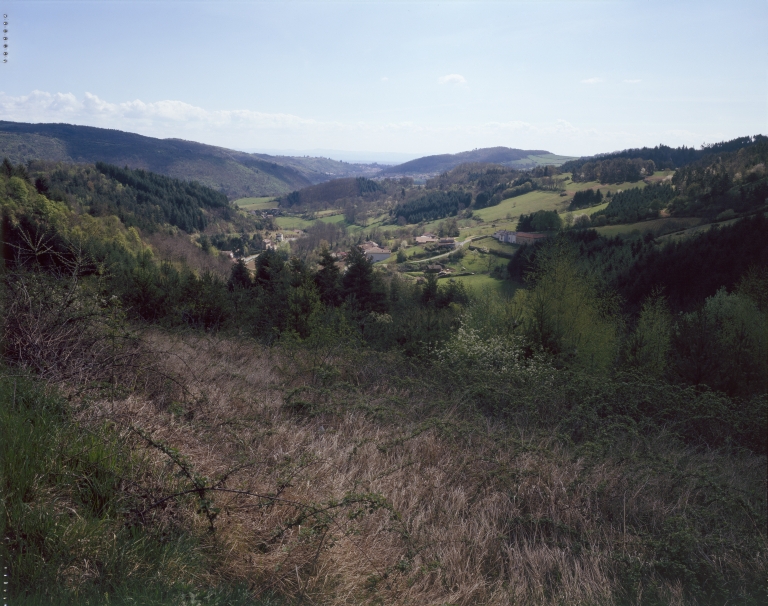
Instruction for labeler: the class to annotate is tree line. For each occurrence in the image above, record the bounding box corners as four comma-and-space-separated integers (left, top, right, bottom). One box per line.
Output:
393, 190, 471, 224
561, 134, 766, 173
590, 183, 676, 224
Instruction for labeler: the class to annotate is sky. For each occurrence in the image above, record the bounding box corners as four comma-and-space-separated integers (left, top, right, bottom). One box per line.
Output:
0, 0, 766, 159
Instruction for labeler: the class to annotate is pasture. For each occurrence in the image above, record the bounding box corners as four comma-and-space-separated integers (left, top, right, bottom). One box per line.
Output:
275, 216, 314, 230
595, 216, 701, 237
473, 189, 569, 222
233, 196, 277, 210
470, 236, 519, 256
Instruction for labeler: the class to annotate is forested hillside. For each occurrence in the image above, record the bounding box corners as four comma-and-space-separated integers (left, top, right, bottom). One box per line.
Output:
590, 183, 676, 224
562, 134, 767, 174
0, 121, 380, 198
669, 138, 768, 218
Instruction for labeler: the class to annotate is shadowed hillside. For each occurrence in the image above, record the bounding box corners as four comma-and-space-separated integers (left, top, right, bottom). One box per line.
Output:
0, 121, 380, 199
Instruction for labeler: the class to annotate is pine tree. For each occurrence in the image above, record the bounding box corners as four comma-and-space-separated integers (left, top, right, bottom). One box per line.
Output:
314, 246, 342, 306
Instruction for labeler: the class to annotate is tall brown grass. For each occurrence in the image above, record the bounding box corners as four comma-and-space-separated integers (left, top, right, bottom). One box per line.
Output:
77, 331, 766, 605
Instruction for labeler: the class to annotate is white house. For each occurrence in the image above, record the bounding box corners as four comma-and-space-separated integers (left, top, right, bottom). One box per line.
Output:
364, 247, 392, 263
493, 230, 517, 244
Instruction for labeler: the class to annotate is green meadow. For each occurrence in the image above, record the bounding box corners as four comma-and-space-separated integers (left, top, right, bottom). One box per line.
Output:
233, 196, 278, 210
595, 216, 701, 237
275, 215, 314, 229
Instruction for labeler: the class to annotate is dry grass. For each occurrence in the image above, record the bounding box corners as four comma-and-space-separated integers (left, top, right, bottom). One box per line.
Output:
77, 332, 766, 605
145, 231, 233, 277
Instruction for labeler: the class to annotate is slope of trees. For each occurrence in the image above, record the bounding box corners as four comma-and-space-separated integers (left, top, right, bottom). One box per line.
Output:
562, 134, 767, 173
567, 187, 603, 210
591, 183, 676, 224
516, 209, 562, 232
394, 190, 471, 223
26, 160, 232, 233
570, 157, 656, 183
669, 139, 768, 218
0, 120, 386, 197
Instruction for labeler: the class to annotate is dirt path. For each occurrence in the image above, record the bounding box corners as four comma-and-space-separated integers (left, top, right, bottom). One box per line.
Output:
409, 236, 481, 264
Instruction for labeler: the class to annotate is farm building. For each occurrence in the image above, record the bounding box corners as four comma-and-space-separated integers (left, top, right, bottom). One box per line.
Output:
364, 247, 392, 263
515, 232, 549, 246
493, 230, 517, 244
415, 234, 438, 244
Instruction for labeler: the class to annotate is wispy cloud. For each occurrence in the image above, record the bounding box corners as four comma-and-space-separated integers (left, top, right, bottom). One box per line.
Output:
0, 90, 321, 130
438, 74, 467, 86
623, 79, 642, 84
380, 76, 389, 82
0, 89, 721, 157
580, 77, 603, 84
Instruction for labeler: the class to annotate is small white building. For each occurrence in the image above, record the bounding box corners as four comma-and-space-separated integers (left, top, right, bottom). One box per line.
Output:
364, 247, 392, 263
493, 230, 517, 244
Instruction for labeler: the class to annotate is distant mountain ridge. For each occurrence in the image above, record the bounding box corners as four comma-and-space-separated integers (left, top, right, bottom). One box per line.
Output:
0, 121, 380, 199
381, 147, 576, 176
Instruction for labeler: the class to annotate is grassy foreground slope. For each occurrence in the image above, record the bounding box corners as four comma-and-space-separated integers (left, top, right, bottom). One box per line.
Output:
1, 159, 766, 605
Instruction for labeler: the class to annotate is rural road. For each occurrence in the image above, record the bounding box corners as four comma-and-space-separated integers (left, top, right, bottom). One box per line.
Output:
409, 235, 483, 264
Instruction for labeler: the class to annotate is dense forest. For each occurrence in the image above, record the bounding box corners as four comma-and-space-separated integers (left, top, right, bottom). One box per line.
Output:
13, 159, 233, 233
669, 138, 768, 218
1, 156, 766, 605
567, 187, 603, 210
515, 209, 562, 231
393, 190, 471, 223
590, 183, 676, 224
570, 157, 656, 183
561, 134, 767, 173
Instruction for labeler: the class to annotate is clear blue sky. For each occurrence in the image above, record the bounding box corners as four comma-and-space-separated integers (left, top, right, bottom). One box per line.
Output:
0, 0, 766, 158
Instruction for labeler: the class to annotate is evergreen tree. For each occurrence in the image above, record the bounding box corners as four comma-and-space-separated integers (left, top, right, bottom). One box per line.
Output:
228, 259, 252, 291
314, 246, 342, 306
342, 246, 387, 313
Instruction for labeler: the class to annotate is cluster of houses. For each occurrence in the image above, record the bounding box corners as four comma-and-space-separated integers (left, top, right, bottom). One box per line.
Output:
492, 230, 549, 246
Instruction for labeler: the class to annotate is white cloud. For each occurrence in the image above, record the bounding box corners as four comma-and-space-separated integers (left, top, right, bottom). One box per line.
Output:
381, 76, 389, 82
0, 89, 729, 157
438, 74, 467, 86
0, 90, 323, 131
580, 77, 603, 84
623, 79, 642, 83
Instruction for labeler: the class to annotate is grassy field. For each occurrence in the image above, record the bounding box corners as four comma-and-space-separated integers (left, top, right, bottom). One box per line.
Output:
470, 236, 519, 256
473, 190, 568, 222
575, 201, 609, 216
233, 196, 277, 210
472, 178, 651, 223
441, 272, 517, 297
318, 213, 347, 224
269, 174, 667, 240
275, 215, 314, 230
595, 216, 701, 237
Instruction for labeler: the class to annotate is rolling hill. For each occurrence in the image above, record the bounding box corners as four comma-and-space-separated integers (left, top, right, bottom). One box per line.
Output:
381, 147, 576, 176
0, 121, 379, 199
